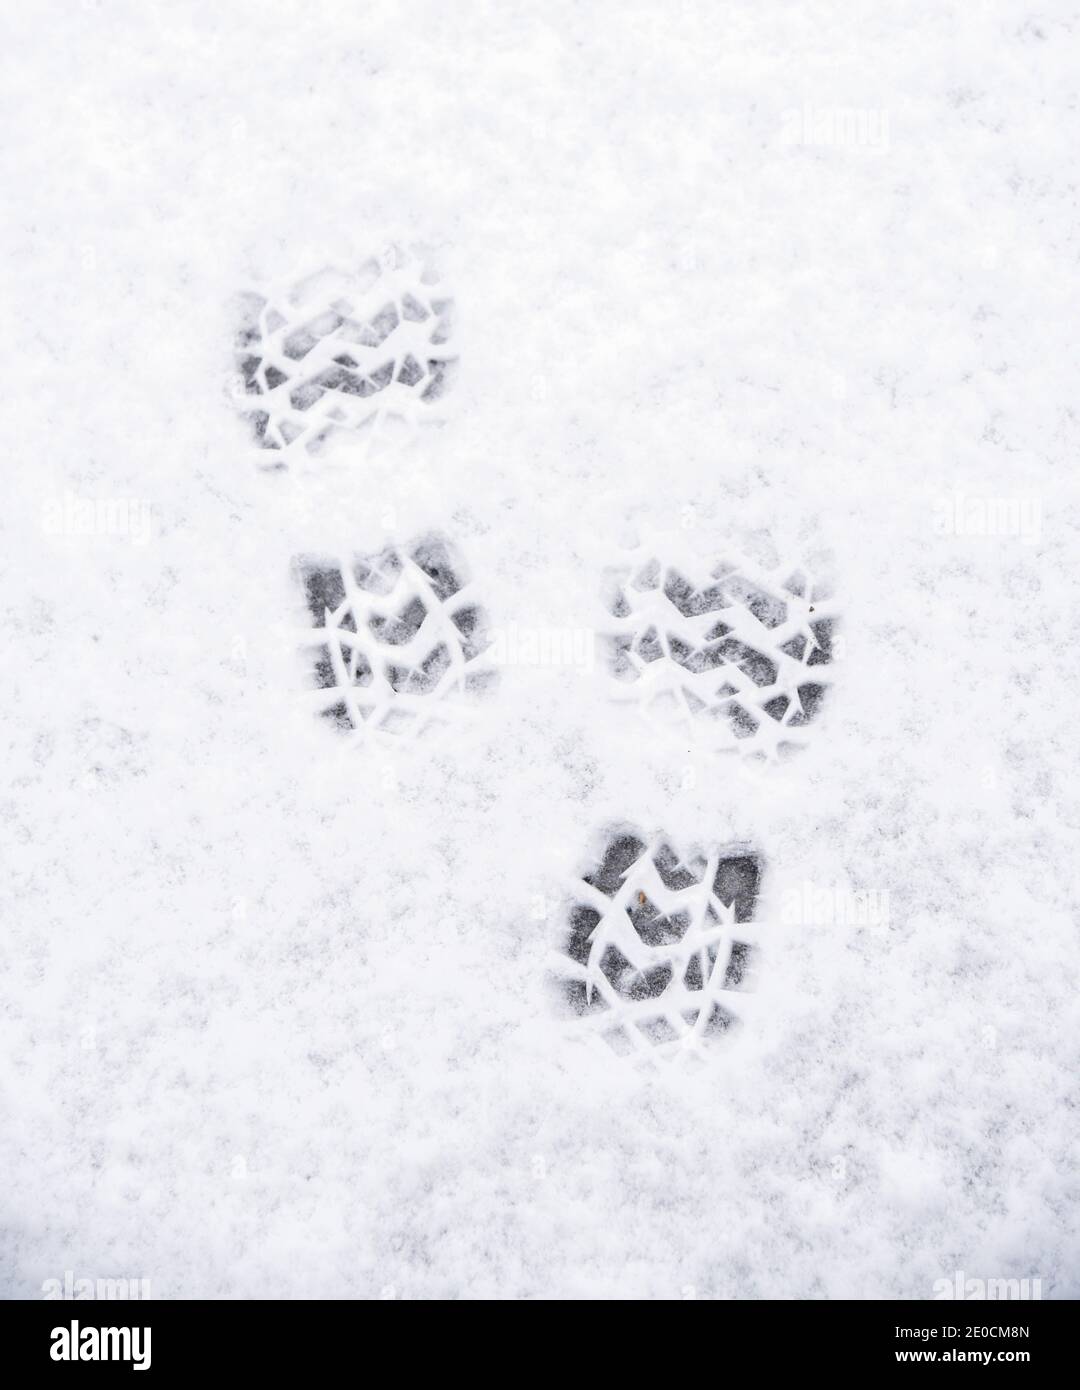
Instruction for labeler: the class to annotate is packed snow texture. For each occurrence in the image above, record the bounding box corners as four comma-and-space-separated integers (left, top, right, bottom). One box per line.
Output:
2, 0, 1078, 1300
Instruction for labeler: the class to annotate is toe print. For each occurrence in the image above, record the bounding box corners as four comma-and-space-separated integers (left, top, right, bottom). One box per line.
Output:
294, 533, 496, 738
554, 828, 768, 1062
233, 247, 457, 465
603, 549, 839, 759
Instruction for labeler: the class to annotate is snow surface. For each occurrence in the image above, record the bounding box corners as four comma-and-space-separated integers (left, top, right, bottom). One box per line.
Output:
2, 0, 1079, 1300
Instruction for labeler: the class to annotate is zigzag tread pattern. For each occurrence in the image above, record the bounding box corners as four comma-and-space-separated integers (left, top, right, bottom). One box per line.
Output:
554, 829, 767, 1061
604, 552, 839, 757
295, 534, 495, 738
235, 249, 457, 464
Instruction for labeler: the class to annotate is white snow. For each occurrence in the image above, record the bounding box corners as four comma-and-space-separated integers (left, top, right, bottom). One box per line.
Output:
1, 0, 1077, 1299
